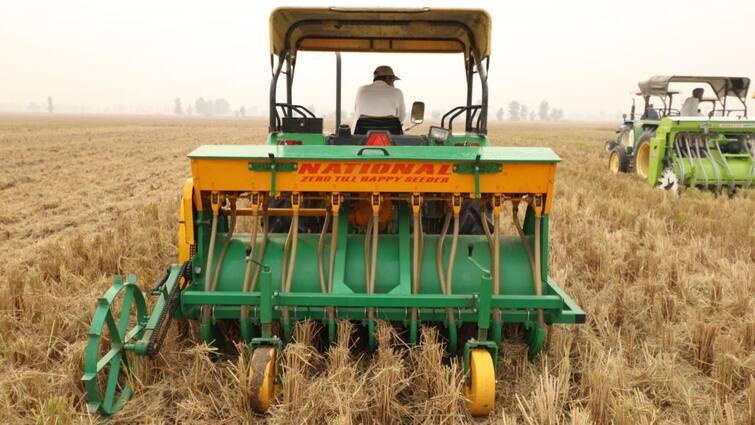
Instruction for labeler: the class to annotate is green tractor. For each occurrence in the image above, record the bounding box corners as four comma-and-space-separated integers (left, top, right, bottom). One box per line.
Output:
606, 75, 754, 193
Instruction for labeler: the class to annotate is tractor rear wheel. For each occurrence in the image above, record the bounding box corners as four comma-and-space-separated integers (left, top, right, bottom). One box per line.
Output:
635, 140, 651, 180
459, 199, 493, 234
609, 147, 629, 174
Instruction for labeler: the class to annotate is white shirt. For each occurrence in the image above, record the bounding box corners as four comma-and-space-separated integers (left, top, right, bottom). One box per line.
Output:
680, 97, 701, 116
354, 80, 406, 124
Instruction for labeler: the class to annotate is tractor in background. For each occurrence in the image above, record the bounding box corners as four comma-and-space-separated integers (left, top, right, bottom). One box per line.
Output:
606, 75, 754, 193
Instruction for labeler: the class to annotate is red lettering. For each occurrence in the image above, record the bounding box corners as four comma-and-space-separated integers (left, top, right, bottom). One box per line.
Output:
298, 163, 320, 174
392, 163, 414, 174
437, 164, 451, 175
371, 163, 391, 174
415, 163, 434, 174
321, 163, 342, 174
344, 163, 358, 174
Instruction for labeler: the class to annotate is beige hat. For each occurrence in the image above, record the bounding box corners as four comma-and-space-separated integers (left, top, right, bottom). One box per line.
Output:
373, 65, 400, 80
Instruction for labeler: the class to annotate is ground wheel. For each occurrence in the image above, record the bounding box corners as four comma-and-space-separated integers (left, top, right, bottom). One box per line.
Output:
82, 275, 147, 416
248, 346, 278, 413
609, 147, 629, 174
464, 349, 495, 416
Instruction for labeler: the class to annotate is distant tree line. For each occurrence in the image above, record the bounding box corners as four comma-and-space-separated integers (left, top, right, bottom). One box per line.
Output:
173, 97, 247, 117
495, 100, 564, 122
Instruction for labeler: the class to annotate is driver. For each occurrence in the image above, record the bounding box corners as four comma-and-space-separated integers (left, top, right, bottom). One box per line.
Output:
680, 88, 704, 116
354, 66, 406, 123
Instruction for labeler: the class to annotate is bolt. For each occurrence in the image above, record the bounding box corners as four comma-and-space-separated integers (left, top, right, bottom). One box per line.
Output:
194, 267, 202, 274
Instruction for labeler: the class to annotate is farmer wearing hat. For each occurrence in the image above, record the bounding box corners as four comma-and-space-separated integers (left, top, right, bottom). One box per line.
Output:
354, 65, 406, 123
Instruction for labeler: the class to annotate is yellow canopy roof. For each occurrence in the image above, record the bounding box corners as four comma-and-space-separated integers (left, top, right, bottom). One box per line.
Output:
269, 7, 491, 59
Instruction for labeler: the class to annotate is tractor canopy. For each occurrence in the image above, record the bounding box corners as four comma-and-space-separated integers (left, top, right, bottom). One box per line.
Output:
637, 75, 750, 101
269, 7, 491, 59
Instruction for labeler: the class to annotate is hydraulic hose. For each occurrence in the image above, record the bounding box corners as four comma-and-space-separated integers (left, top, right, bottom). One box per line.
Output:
250, 211, 270, 291
201, 207, 220, 324
281, 208, 300, 328
513, 203, 536, 273
714, 140, 736, 193
284, 214, 299, 293
480, 200, 495, 252
742, 136, 755, 188
693, 137, 710, 189
241, 208, 260, 321
369, 214, 379, 295
533, 215, 545, 328
445, 210, 460, 327
328, 211, 339, 293
674, 136, 686, 184
703, 139, 722, 192
317, 211, 332, 294
364, 218, 374, 292
435, 212, 452, 294
210, 204, 237, 292
412, 211, 421, 323
280, 215, 294, 290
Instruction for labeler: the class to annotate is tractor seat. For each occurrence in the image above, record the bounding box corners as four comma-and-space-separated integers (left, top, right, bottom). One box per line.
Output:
643, 109, 659, 120
354, 116, 403, 135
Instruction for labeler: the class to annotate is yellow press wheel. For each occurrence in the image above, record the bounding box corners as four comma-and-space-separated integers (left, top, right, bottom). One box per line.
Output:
635, 141, 651, 179
248, 346, 278, 413
464, 349, 495, 416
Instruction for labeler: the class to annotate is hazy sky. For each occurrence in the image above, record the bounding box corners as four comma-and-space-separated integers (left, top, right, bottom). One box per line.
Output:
2, 0, 754, 119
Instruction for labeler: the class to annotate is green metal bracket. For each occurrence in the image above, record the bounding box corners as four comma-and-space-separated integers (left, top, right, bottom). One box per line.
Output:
453, 155, 501, 198
525, 321, 546, 359
248, 155, 297, 197
247, 162, 298, 172
258, 267, 274, 338
463, 339, 499, 380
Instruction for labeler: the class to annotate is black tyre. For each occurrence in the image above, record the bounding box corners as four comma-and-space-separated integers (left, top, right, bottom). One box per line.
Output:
604, 140, 618, 153
609, 146, 629, 174
459, 200, 494, 235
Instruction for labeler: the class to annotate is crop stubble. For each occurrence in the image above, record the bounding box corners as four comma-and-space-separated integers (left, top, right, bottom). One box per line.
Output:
0, 116, 753, 424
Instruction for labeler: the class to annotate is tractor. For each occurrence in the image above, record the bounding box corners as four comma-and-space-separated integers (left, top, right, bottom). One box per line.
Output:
81, 7, 584, 417
606, 75, 754, 193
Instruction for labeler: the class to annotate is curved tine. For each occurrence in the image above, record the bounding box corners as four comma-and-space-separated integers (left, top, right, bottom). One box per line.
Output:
694, 136, 709, 189
284, 214, 300, 293
317, 211, 332, 294
703, 138, 722, 192
210, 207, 237, 292
684, 137, 698, 187
435, 211, 452, 294
250, 212, 270, 292
714, 140, 736, 193
369, 214, 379, 294
674, 134, 686, 185
328, 212, 339, 293
364, 218, 373, 292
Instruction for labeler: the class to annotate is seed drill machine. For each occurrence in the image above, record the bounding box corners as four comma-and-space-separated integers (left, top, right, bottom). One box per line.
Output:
82, 7, 585, 417
606, 75, 754, 193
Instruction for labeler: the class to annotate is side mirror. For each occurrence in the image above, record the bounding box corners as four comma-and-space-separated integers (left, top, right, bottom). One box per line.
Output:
410, 101, 425, 124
